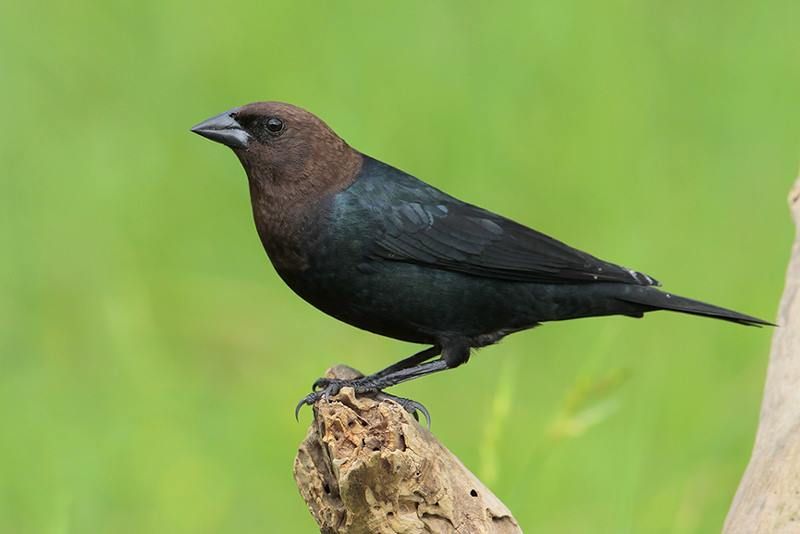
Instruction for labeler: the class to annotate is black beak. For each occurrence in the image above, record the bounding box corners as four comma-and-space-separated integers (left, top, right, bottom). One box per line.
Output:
191, 108, 251, 149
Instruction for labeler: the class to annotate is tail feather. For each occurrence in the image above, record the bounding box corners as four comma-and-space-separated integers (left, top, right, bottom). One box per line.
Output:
617, 288, 774, 327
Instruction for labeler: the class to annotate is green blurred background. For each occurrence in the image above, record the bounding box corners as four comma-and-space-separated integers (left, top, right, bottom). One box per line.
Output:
1, 1, 798, 532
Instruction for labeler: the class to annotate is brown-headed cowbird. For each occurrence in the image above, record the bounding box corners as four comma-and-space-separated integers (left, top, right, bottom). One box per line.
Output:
191, 102, 771, 423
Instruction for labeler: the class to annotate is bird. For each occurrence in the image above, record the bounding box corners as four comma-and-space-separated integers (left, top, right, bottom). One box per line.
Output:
191, 101, 771, 424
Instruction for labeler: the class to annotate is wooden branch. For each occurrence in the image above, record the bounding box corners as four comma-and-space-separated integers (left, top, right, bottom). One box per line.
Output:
724, 176, 800, 533
293, 365, 522, 534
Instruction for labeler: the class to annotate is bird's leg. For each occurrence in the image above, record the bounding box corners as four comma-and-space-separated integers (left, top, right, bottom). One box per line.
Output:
351, 359, 450, 390
295, 346, 448, 426
306, 345, 441, 397
358, 345, 442, 380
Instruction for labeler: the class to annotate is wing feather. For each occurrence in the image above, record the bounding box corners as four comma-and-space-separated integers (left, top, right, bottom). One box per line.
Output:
373, 199, 658, 286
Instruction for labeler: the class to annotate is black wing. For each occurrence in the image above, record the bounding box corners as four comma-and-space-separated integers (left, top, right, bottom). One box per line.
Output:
372, 197, 659, 286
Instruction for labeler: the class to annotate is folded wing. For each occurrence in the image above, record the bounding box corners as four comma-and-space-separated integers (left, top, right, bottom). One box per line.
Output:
372, 197, 659, 286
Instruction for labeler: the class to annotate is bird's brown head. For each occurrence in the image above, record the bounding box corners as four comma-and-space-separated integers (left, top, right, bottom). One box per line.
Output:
191, 102, 362, 204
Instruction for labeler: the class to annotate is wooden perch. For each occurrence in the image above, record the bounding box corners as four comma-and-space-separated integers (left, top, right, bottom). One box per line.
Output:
724, 176, 800, 533
293, 365, 522, 534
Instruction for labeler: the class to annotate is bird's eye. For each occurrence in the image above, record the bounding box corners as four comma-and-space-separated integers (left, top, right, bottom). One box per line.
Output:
266, 117, 284, 134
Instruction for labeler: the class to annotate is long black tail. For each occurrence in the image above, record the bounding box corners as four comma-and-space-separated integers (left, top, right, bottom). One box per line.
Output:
617, 287, 774, 327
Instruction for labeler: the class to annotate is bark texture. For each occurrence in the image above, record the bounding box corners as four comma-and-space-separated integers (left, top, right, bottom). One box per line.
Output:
724, 176, 800, 533
293, 366, 522, 534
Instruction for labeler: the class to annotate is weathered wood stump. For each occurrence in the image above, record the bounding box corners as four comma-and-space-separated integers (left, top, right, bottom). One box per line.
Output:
293, 366, 521, 534
724, 176, 800, 533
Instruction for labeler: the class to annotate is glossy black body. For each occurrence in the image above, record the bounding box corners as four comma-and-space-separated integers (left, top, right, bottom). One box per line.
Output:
264, 156, 765, 353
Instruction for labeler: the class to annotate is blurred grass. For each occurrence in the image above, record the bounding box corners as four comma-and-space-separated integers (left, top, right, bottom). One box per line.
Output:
1, 0, 798, 532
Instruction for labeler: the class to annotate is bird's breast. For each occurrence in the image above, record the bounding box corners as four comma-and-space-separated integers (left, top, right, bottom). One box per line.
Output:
250, 204, 311, 272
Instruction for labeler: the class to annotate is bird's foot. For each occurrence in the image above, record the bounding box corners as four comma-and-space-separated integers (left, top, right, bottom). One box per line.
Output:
376, 392, 431, 428
294, 376, 431, 427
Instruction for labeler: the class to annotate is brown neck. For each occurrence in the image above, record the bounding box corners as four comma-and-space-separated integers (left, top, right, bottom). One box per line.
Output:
244, 142, 362, 210
241, 145, 363, 272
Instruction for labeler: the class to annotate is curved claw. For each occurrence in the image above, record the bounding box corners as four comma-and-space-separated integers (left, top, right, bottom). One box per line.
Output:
295, 380, 347, 420
409, 401, 432, 429
379, 393, 432, 429
294, 391, 321, 421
